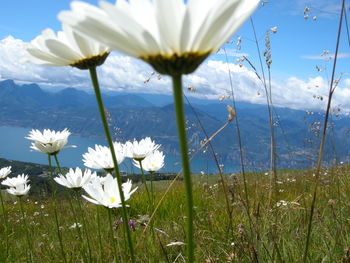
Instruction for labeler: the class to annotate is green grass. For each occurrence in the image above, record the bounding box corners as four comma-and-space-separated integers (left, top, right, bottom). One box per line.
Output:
1, 167, 350, 262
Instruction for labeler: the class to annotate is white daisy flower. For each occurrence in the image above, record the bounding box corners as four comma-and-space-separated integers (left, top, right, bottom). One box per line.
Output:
125, 137, 160, 161
2, 174, 31, 197
2, 174, 29, 188
82, 142, 125, 172
59, 0, 259, 75
26, 24, 109, 69
82, 174, 137, 208
54, 167, 96, 190
133, 150, 165, 172
0, 166, 12, 180
26, 128, 76, 155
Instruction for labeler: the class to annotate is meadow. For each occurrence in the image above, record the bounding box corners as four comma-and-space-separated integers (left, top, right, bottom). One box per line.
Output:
0, 0, 348, 262
1, 166, 350, 262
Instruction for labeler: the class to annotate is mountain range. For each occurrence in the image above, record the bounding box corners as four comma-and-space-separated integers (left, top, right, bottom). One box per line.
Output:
0, 79, 349, 170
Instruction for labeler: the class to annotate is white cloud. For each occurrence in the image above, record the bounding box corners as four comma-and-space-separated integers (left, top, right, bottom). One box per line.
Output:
1, 35, 350, 112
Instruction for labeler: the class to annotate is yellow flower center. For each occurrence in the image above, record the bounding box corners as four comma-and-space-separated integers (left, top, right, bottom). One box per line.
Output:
70, 52, 110, 70
140, 51, 211, 76
110, 197, 116, 203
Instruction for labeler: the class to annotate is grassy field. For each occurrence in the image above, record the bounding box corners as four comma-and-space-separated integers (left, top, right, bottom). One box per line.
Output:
1, 166, 350, 263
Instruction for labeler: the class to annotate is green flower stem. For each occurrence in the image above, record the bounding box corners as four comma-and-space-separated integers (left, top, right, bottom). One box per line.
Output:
19, 197, 33, 263
96, 206, 103, 263
75, 190, 93, 263
171, 74, 194, 263
53, 155, 89, 262
0, 185, 9, 259
88, 66, 135, 263
150, 171, 155, 206
137, 160, 151, 204
48, 155, 67, 263
108, 208, 119, 262
53, 155, 77, 216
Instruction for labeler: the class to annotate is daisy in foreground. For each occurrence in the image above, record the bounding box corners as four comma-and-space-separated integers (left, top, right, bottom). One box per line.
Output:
59, 0, 259, 76
26, 128, 76, 155
59, 1, 259, 261
26, 24, 109, 69
82, 174, 137, 208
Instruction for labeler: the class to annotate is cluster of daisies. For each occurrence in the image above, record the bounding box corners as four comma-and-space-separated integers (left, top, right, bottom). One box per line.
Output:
0, 128, 165, 208
0, 167, 30, 197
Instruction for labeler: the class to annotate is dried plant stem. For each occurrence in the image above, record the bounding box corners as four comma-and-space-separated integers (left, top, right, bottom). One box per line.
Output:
303, 1, 345, 262
171, 74, 194, 263
47, 154, 67, 263
250, 18, 279, 261
184, 95, 233, 236
223, 48, 254, 239
88, 66, 135, 263
140, 113, 231, 238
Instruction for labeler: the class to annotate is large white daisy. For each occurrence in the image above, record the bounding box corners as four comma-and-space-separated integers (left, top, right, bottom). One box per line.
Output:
59, 0, 259, 75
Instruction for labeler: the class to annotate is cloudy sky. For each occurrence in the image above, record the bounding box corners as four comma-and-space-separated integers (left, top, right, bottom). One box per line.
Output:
0, 0, 349, 112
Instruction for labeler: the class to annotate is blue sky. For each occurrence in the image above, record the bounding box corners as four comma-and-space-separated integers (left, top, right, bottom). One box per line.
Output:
0, 0, 349, 111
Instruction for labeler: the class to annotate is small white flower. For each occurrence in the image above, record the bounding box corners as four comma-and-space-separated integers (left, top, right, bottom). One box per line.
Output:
82, 142, 125, 171
133, 150, 165, 172
26, 129, 76, 155
82, 174, 137, 208
70, 222, 82, 229
2, 174, 29, 187
59, 0, 259, 75
54, 167, 96, 190
0, 166, 12, 180
26, 24, 109, 69
125, 137, 160, 161
2, 174, 31, 197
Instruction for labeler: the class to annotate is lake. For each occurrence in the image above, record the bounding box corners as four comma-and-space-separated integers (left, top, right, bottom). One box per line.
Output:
0, 125, 238, 174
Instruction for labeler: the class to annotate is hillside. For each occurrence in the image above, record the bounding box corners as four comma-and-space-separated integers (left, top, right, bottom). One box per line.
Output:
0, 79, 349, 170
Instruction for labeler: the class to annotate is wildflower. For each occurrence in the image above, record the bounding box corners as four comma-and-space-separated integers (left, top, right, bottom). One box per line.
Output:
26, 24, 109, 69
82, 143, 125, 172
2, 174, 29, 187
26, 129, 76, 155
133, 150, 165, 172
54, 167, 96, 190
0, 166, 11, 180
276, 200, 300, 207
125, 137, 160, 161
70, 222, 82, 229
59, 0, 259, 76
82, 174, 137, 208
2, 174, 31, 197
